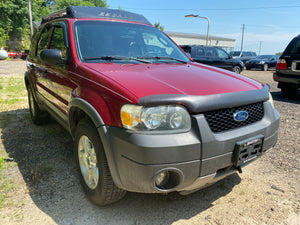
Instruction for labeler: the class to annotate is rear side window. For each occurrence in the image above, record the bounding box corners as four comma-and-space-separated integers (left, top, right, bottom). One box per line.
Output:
205, 48, 217, 57
284, 37, 300, 55
196, 47, 205, 57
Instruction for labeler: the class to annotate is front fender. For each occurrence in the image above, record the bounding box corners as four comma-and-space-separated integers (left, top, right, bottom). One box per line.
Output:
68, 98, 124, 189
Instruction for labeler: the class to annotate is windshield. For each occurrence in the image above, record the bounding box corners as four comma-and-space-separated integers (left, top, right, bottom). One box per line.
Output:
74, 21, 189, 64
257, 55, 272, 60
230, 51, 241, 56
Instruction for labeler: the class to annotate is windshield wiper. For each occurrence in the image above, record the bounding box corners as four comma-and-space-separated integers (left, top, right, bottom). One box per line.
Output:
83, 56, 152, 64
138, 56, 188, 64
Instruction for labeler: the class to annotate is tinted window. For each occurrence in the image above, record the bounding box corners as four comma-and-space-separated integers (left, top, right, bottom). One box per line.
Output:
205, 47, 217, 57
195, 47, 205, 57
37, 26, 52, 56
230, 51, 241, 56
181, 46, 191, 54
285, 37, 300, 55
257, 55, 272, 60
216, 48, 228, 58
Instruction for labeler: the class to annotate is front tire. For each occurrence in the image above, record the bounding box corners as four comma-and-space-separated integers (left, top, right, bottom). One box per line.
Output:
232, 66, 241, 74
74, 119, 126, 206
263, 64, 268, 71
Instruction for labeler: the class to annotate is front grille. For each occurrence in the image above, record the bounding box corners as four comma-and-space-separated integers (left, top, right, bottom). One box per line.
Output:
204, 102, 264, 133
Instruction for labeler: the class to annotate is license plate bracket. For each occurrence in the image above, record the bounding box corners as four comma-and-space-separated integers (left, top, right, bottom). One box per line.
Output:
233, 135, 264, 166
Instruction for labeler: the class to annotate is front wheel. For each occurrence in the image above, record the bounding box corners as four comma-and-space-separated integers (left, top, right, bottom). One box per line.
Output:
263, 64, 268, 71
232, 66, 241, 74
74, 119, 126, 206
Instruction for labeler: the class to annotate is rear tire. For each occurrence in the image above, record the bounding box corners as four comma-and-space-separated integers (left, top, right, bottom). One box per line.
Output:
74, 118, 126, 206
27, 86, 49, 125
281, 86, 298, 98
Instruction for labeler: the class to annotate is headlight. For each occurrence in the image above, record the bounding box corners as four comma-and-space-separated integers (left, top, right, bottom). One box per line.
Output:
121, 104, 191, 134
268, 92, 274, 108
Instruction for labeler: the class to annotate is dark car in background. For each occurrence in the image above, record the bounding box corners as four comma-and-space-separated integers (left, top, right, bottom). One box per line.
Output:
245, 55, 279, 71
230, 51, 257, 63
274, 34, 300, 97
181, 45, 244, 73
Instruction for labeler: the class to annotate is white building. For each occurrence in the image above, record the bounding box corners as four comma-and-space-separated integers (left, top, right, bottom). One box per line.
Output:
166, 31, 235, 52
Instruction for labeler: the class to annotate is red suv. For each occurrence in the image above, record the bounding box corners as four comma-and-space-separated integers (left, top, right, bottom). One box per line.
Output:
25, 6, 280, 205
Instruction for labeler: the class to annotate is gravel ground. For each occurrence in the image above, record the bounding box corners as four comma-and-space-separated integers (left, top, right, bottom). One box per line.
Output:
0, 60, 299, 225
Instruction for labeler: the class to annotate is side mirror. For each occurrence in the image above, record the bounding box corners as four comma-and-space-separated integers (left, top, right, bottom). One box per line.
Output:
40, 49, 67, 65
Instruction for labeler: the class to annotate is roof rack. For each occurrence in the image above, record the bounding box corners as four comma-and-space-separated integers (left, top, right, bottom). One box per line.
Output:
41, 6, 152, 25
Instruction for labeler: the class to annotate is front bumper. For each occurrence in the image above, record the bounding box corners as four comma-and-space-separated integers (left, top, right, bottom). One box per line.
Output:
101, 101, 280, 194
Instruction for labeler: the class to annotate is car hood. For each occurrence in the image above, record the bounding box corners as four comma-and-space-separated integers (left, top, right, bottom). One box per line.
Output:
84, 62, 263, 99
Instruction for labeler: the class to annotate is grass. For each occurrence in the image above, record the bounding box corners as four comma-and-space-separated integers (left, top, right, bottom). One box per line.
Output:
0, 76, 27, 110
0, 75, 27, 208
0, 157, 18, 208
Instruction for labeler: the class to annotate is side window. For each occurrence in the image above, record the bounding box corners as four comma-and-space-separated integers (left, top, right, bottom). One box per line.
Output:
216, 48, 228, 58
205, 48, 217, 57
196, 47, 205, 57
50, 26, 67, 59
37, 26, 52, 56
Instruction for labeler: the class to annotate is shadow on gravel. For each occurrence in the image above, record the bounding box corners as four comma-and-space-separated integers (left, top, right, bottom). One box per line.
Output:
271, 91, 300, 104
0, 109, 241, 225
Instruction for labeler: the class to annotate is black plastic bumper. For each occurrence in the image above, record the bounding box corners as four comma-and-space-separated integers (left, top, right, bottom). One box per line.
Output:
273, 72, 300, 86
100, 101, 280, 194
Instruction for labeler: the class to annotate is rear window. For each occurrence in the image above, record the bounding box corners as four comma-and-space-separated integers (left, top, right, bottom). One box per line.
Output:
284, 37, 300, 55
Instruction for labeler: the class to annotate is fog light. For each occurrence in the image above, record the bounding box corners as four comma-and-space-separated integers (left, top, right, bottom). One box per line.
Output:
155, 171, 169, 187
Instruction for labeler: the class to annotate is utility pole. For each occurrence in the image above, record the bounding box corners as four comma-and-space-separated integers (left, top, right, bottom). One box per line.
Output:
240, 24, 245, 55
28, 0, 33, 37
258, 41, 262, 55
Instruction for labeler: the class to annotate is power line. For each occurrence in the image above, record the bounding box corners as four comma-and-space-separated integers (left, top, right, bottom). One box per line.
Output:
114, 5, 300, 11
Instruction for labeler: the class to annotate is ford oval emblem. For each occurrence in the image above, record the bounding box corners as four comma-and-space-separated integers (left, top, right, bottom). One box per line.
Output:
233, 111, 248, 121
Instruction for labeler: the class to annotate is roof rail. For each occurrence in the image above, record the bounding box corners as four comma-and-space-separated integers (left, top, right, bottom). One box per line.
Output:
41, 6, 152, 25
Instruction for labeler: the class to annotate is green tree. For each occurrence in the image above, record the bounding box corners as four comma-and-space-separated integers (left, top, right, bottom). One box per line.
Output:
54, 0, 108, 9
275, 52, 282, 56
154, 22, 164, 31
0, 0, 108, 51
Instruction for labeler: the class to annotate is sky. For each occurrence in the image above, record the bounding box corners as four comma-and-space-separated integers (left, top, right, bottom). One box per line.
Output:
108, 0, 299, 55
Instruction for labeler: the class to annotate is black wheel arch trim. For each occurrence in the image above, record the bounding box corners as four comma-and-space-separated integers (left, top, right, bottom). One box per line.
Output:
138, 84, 270, 113
68, 98, 124, 188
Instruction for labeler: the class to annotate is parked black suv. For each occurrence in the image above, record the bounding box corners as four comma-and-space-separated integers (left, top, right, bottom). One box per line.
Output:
273, 35, 300, 97
181, 45, 244, 73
